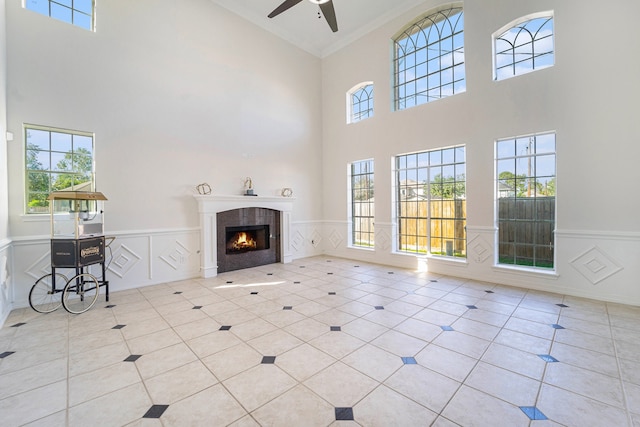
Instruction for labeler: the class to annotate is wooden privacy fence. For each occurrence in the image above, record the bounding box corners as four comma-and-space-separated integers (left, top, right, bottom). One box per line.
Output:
354, 199, 467, 255
398, 199, 466, 254
354, 197, 554, 266
498, 196, 555, 267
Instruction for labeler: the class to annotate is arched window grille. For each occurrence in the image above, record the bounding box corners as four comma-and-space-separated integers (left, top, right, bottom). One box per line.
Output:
348, 83, 374, 123
393, 6, 465, 111
494, 14, 554, 80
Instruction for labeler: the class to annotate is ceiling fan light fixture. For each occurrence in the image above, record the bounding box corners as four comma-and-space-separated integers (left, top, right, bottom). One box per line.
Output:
308, 0, 331, 4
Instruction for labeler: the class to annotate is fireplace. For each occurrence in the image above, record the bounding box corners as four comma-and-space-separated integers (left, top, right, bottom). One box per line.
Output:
194, 194, 294, 278
216, 208, 280, 273
226, 225, 270, 254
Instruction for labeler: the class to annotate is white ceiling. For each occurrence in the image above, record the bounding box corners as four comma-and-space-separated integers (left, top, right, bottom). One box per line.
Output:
210, 0, 427, 58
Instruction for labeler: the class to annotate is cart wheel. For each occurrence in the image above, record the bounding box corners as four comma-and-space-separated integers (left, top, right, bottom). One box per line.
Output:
29, 273, 67, 313
62, 273, 99, 314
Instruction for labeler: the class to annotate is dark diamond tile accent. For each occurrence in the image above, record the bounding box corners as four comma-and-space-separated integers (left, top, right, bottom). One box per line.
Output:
440, 325, 454, 331
520, 406, 548, 420
485, 290, 495, 294
124, 354, 142, 362
374, 306, 384, 310
551, 324, 565, 329
143, 404, 169, 419
327, 272, 333, 275
105, 304, 116, 308
401, 357, 417, 364
330, 326, 341, 331
219, 325, 232, 331
173, 292, 182, 294
354, 265, 360, 268
261, 356, 276, 364
112, 324, 126, 330
299, 266, 305, 268
192, 306, 203, 310
326, 260, 332, 262
328, 292, 336, 295
0, 351, 16, 359
429, 279, 438, 282
250, 292, 258, 295
466, 305, 478, 309
267, 273, 273, 276
226, 281, 233, 284
283, 306, 293, 310
538, 354, 559, 363
388, 272, 394, 274
11, 322, 26, 327
556, 303, 569, 308
335, 407, 354, 421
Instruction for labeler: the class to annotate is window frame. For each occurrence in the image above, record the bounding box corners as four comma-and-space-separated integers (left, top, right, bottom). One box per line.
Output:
348, 159, 375, 249
392, 3, 465, 111
495, 132, 556, 270
394, 146, 466, 258
493, 12, 554, 81
24, 0, 96, 31
24, 124, 96, 215
347, 82, 374, 124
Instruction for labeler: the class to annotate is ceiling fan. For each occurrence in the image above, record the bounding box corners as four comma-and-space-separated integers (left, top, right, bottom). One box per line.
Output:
268, 0, 338, 33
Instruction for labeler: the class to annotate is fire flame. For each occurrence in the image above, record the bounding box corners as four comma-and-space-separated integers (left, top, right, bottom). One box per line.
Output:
231, 232, 257, 250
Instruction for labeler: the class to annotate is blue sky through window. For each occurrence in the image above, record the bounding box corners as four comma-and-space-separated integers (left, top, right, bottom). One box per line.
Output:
25, 0, 94, 31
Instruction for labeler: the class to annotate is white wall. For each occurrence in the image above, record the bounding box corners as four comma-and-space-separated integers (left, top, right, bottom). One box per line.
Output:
3, 0, 640, 317
5, 0, 325, 310
321, 0, 640, 304
0, 0, 10, 324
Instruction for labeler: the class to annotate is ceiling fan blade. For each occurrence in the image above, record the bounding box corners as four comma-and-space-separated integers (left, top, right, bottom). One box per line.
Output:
268, 0, 304, 18
319, 0, 338, 32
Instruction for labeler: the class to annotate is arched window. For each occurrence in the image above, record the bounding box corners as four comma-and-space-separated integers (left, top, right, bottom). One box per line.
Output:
494, 13, 554, 80
393, 5, 465, 111
347, 82, 374, 124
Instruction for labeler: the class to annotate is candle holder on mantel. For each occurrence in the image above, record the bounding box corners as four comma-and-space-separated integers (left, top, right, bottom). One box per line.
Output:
244, 177, 257, 196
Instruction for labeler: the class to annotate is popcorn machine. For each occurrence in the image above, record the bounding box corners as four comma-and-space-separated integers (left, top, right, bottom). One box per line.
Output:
28, 191, 112, 314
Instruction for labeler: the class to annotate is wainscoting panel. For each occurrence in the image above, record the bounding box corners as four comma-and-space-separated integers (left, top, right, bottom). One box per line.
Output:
289, 221, 325, 259
9, 228, 200, 310
0, 239, 12, 327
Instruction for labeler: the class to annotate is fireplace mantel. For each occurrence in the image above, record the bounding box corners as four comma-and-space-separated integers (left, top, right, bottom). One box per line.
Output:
193, 195, 294, 277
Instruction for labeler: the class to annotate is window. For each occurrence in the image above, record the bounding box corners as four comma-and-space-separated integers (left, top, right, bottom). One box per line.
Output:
494, 14, 554, 81
349, 159, 375, 248
348, 83, 374, 124
496, 132, 556, 269
393, 5, 465, 111
395, 146, 466, 257
25, 125, 95, 214
25, 0, 95, 31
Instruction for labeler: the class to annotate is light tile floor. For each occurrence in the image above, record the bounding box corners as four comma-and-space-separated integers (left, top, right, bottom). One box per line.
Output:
1, 256, 640, 426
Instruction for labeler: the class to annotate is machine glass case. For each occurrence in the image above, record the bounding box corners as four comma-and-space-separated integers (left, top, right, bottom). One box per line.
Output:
49, 191, 106, 239
48, 191, 107, 268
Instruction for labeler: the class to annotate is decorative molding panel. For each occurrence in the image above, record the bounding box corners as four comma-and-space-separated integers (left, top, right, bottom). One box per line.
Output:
570, 246, 624, 285
25, 251, 52, 280
329, 229, 344, 249
291, 230, 305, 252
160, 240, 192, 271
109, 243, 142, 279
310, 229, 322, 248
467, 234, 492, 264
376, 228, 391, 252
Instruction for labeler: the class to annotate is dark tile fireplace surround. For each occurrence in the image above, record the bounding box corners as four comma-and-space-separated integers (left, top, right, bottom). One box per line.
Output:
216, 208, 281, 273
